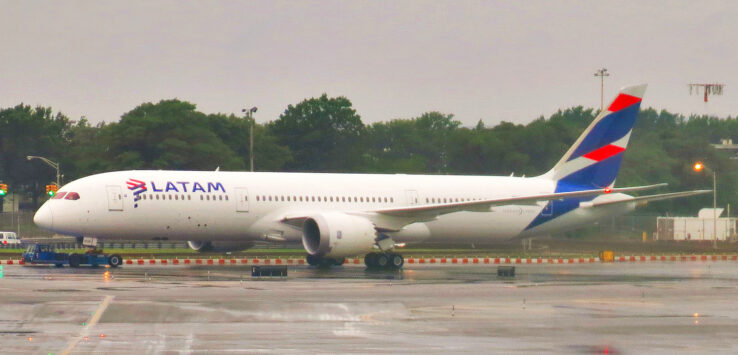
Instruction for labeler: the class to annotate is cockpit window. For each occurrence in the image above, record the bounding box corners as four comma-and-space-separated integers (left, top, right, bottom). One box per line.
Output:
52, 192, 67, 199
65, 192, 80, 200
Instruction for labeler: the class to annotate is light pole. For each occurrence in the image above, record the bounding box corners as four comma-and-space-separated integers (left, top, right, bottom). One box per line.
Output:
26, 156, 61, 186
694, 162, 718, 249
594, 68, 610, 111
241, 107, 258, 172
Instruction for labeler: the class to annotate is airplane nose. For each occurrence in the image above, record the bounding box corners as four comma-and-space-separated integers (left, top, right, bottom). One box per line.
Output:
34, 204, 54, 230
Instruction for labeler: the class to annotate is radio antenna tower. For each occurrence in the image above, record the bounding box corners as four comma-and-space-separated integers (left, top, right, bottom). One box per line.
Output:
593, 68, 610, 111
688, 83, 725, 102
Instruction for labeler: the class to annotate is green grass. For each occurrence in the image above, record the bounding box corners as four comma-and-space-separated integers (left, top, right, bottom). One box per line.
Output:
3, 241, 738, 259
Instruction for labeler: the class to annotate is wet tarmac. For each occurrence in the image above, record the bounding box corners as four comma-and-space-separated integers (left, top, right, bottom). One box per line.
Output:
1, 262, 738, 354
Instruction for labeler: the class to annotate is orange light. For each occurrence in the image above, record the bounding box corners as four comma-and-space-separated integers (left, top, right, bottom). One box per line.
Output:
694, 313, 699, 317
100, 333, 105, 338
693, 162, 704, 172
28, 337, 32, 341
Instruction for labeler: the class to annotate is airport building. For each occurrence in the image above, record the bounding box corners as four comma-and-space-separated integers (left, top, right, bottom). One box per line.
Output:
656, 208, 735, 241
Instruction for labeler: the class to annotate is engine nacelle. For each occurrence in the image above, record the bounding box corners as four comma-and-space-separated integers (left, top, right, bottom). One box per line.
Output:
187, 240, 255, 253
302, 212, 377, 259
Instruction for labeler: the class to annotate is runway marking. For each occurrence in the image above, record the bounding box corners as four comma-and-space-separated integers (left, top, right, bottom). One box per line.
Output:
61, 295, 114, 355
574, 298, 661, 306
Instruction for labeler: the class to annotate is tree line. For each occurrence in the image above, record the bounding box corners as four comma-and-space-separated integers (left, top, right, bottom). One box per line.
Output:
1, 94, 735, 213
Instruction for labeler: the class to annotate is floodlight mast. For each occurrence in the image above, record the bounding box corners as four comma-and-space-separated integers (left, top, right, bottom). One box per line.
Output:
594, 68, 610, 111
241, 107, 258, 172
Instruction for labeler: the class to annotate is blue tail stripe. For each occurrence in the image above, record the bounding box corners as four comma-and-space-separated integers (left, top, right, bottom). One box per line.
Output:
559, 153, 625, 189
567, 103, 640, 161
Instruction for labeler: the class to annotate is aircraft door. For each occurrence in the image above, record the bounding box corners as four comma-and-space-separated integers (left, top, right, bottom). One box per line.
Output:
235, 187, 249, 212
405, 190, 419, 205
106, 185, 124, 211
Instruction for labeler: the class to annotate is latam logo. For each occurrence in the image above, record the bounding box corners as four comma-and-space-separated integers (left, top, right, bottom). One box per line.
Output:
149, 181, 226, 193
126, 179, 147, 208
126, 179, 227, 208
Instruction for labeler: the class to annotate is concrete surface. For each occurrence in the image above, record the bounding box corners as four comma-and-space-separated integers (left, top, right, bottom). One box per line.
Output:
1, 263, 737, 354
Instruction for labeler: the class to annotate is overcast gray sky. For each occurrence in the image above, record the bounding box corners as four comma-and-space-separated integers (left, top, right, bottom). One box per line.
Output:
1, 1, 736, 126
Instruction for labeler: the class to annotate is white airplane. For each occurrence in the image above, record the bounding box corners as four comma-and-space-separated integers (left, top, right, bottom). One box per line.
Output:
33, 84, 708, 268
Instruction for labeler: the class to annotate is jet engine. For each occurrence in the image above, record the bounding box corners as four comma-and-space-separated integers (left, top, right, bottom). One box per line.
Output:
186, 240, 255, 253
302, 212, 377, 259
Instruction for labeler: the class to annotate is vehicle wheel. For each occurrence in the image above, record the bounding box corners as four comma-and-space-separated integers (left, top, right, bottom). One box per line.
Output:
364, 253, 377, 268
69, 254, 81, 268
55, 263, 63, 267
108, 254, 122, 267
376, 254, 389, 268
390, 253, 404, 269
306, 254, 321, 266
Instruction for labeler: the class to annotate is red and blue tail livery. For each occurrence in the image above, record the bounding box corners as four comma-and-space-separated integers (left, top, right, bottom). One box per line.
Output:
527, 84, 647, 229
549, 84, 646, 190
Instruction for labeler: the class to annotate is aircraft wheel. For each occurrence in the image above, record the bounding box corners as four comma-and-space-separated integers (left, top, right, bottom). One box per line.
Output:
376, 253, 389, 268
364, 253, 378, 268
69, 254, 81, 268
390, 253, 404, 269
306, 254, 321, 266
332, 257, 345, 266
108, 254, 122, 267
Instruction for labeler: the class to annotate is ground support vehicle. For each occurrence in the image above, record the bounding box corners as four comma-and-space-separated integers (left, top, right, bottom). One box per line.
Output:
22, 244, 122, 267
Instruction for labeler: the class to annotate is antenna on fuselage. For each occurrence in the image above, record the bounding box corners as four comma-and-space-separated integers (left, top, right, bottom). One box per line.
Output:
215, 166, 220, 172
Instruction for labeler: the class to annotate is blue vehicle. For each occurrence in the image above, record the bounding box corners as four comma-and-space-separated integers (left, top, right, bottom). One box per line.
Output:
22, 244, 122, 267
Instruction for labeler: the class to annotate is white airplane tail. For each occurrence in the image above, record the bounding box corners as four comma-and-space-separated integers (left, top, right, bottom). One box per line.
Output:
543, 84, 647, 190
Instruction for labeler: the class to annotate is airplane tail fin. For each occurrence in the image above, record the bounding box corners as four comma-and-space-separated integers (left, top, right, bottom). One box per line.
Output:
543, 84, 647, 190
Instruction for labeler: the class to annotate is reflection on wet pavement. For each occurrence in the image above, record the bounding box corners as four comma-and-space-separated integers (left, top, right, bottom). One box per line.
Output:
2, 262, 738, 353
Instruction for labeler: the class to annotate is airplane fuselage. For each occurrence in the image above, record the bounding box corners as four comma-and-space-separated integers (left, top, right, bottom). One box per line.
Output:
35, 170, 634, 245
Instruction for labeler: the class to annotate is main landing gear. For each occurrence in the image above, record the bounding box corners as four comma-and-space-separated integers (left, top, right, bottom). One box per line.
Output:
306, 254, 346, 267
364, 252, 404, 270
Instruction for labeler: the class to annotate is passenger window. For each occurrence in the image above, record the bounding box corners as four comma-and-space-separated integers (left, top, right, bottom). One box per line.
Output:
200, 195, 203, 201
225, 195, 228, 201
207, 195, 210, 201
188, 195, 191, 200
219, 195, 223, 201
175, 195, 179, 200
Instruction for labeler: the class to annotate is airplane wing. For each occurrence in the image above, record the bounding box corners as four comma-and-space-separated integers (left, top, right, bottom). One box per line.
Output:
281, 183, 677, 232
279, 183, 666, 231
578, 190, 712, 208
369, 183, 666, 219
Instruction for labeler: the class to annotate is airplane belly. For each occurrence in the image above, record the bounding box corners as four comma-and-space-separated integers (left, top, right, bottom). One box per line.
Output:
418, 206, 541, 243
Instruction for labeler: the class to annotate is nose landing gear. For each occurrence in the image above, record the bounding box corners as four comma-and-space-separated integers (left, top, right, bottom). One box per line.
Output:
364, 252, 403, 270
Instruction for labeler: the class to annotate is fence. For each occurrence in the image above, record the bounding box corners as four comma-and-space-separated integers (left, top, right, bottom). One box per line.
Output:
0, 211, 54, 238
